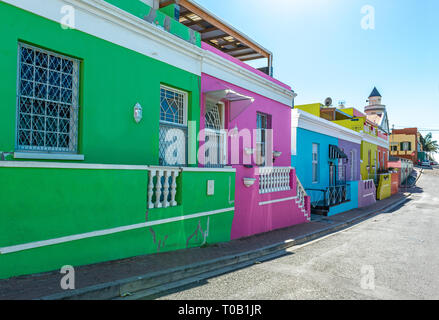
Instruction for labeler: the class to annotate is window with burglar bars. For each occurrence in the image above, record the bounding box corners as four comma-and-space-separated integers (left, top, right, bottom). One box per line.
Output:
256, 112, 271, 166
16, 43, 80, 153
204, 100, 226, 168
159, 85, 188, 166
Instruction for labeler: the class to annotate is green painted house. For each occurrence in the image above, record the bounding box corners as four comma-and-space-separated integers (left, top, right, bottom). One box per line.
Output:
0, 0, 236, 279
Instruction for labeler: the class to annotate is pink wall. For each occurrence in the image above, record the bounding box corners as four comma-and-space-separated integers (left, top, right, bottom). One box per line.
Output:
232, 168, 309, 239
391, 172, 400, 195
201, 42, 291, 90
200, 73, 309, 240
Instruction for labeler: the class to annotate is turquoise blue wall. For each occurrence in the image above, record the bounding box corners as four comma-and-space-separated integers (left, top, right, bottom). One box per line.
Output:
328, 181, 359, 216
292, 127, 338, 191
292, 128, 359, 216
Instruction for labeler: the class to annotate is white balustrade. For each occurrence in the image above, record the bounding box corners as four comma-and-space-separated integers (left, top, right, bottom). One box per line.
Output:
259, 167, 292, 194
296, 176, 307, 207
148, 167, 180, 209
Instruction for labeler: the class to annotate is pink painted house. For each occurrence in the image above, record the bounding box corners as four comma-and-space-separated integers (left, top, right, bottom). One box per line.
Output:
199, 43, 310, 240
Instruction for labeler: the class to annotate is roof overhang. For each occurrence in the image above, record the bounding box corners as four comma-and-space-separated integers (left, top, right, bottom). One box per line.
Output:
160, 0, 273, 74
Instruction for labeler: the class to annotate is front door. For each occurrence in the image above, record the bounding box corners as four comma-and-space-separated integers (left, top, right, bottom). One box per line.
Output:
329, 162, 336, 186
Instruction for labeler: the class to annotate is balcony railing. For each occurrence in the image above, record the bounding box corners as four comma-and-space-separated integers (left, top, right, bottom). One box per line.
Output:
259, 167, 292, 194
307, 184, 351, 209
147, 167, 181, 209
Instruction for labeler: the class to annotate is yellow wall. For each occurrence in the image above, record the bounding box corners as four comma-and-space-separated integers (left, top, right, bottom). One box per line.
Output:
377, 173, 392, 200
333, 118, 365, 133
389, 134, 416, 156
294, 103, 322, 117
361, 141, 378, 180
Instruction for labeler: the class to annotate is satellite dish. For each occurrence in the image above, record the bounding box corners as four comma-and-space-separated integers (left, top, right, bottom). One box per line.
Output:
324, 97, 332, 107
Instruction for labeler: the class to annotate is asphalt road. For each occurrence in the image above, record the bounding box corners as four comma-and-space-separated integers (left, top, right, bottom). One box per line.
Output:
158, 168, 439, 300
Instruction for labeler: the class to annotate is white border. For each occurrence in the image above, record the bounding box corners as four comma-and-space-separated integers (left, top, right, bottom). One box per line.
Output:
0, 161, 237, 172
291, 109, 363, 155
259, 196, 297, 206
0, 207, 235, 254
182, 167, 236, 173
14, 152, 85, 161
0, 161, 149, 170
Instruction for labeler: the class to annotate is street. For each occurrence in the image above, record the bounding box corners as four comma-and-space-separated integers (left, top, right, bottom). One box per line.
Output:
158, 168, 439, 300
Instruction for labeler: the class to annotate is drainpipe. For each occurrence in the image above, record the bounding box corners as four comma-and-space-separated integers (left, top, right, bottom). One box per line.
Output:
291, 90, 298, 109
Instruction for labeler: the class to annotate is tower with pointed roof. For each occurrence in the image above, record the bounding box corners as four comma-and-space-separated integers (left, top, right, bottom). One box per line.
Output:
364, 87, 390, 134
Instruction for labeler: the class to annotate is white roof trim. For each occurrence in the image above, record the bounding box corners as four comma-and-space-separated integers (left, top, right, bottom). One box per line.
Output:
291, 109, 363, 144
362, 132, 390, 149
202, 49, 294, 106
4, 0, 294, 106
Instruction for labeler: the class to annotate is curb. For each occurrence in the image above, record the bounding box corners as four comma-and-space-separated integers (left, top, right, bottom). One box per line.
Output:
40, 194, 411, 300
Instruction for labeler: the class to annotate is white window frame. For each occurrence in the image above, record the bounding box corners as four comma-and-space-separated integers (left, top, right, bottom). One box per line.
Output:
15, 43, 80, 155
204, 99, 227, 167
159, 85, 189, 166
159, 84, 188, 126
312, 143, 319, 183
350, 149, 356, 180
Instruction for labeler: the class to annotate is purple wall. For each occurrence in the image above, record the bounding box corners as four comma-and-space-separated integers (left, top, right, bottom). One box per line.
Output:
338, 139, 361, 182
358, 180, 377, 208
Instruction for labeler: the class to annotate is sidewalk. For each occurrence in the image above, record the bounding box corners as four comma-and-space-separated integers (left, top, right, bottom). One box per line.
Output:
0, 191, 412, 300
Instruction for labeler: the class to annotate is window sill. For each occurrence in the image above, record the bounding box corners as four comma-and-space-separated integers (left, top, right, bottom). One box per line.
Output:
14, 152, 85, 161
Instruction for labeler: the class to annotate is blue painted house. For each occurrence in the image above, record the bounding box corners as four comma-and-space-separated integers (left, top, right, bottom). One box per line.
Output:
291, 108, 362, 216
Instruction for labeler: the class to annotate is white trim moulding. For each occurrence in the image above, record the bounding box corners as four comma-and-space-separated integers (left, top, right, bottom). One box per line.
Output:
259, 196, 298, 206
0, 207, 235, 254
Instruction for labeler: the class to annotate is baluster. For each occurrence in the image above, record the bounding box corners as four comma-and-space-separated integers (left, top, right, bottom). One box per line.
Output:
155, 170, 163, 208
147, 170, 155, 209
268, 168, 271, 192
278, 169, 282, 191
162, 170, 170, 208
170, 170, 179, 206
260, 168, 266, 193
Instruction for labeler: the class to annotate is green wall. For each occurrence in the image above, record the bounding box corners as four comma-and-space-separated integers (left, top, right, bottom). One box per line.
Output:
0, 2, 200, 165
0, 167, 235, 279
103, 0, 201, 46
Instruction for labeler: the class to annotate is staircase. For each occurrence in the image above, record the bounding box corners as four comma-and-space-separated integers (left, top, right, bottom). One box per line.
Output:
295, 176, 311, 221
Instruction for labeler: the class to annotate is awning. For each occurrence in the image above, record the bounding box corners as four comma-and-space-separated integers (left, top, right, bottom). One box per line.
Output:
204, 89, 254, 103
329, 145, 348, 160
204, 89, 254, 121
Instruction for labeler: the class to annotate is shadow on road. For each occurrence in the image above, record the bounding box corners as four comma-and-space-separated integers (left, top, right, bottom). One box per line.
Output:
147, 251, 296, 300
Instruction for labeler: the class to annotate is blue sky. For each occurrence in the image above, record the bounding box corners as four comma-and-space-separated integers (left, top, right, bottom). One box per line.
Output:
197, 0, 439, 157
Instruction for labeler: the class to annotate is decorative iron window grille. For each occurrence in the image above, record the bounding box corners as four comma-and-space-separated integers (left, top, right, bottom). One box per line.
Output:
16, 43, 80, 153
204, 100, 226, 168
205, 100, 222, 131
159, 86, 188, 166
